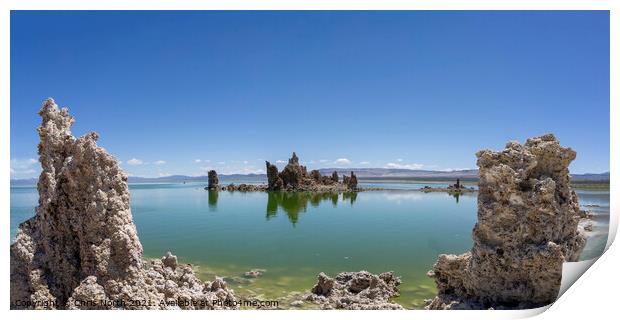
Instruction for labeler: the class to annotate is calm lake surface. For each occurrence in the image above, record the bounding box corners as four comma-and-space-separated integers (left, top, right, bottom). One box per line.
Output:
10, 182, 610, 309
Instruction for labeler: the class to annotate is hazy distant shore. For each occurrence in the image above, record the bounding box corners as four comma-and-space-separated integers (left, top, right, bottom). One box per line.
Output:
10, 168, 608, 185
10, 177, 609, 191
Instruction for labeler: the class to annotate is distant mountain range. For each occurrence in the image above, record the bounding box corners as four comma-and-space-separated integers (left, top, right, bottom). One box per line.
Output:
317, 168, 480, 179
10, 169, 609, 186
568, 172, 610, 182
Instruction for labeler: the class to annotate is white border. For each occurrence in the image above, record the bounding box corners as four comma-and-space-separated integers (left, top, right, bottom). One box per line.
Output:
1, 1, 616, 319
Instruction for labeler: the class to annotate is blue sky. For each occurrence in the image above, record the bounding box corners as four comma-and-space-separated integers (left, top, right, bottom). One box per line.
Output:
10, 11, 609, 178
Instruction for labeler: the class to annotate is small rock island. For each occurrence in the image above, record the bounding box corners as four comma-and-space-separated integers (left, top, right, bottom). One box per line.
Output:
419, 178, 476, 194
267, 152, 358, 191
206, 152, 360, 192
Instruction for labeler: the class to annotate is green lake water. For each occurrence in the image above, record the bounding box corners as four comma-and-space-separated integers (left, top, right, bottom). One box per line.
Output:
10, 182, 610, 309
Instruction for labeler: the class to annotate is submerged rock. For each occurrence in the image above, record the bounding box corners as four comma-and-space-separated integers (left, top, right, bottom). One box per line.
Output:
426, 134, 586, 310
306, 271, 403, 310
222, 276, 254, 285
10, 99, 237, 310
243, 269, 266, 278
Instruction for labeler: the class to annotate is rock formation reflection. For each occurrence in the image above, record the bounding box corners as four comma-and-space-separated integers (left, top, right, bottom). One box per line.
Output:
266, 192, 357, 225
452, 192, 460, 203
342, 192, 358, 205
208, 190, 219, 211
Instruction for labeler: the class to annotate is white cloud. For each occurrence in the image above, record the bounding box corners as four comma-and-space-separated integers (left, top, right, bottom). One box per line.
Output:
217, 161, 226, 165
158, 172, 171, 177
243, 160, 249, 164
206, 165, 266, 175
276, 160, 287, 164
126, 158, 143, 165
236, 167, 266, 175
334, 158, 352, 166
11, 158, 37, 169
10, 168, 36, 176
10, 158, 40, 178
359, 161, 371, 165
194, 159, 202, 163
385, 162, 424, 170
396, 158, 403, 162
319, 159, 329, 163
154, 160, 166, 165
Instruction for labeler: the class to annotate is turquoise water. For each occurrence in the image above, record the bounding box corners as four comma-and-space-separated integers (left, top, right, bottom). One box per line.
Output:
10, 182, 609, 309
575, 190, 611, 260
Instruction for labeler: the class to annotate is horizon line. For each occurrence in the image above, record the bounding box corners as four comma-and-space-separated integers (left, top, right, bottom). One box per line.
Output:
10, 168, 610, 181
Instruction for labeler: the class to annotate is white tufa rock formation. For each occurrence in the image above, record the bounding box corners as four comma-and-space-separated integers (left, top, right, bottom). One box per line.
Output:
306, 271, 403, 310
426, 134, 586, 310
10, 99, 237, 309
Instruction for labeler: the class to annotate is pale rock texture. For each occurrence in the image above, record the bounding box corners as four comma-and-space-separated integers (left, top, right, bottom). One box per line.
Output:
426, 134, 586, 310
306, 271, 403, 310
10, 99, 237, 310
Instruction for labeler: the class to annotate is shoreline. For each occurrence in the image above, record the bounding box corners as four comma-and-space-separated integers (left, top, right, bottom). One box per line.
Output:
10, 180, 609, 191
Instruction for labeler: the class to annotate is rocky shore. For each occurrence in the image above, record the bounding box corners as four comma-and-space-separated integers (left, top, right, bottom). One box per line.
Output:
10, 99, 237, 310
426, 134, 586, 310
305, 271, 404, 310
